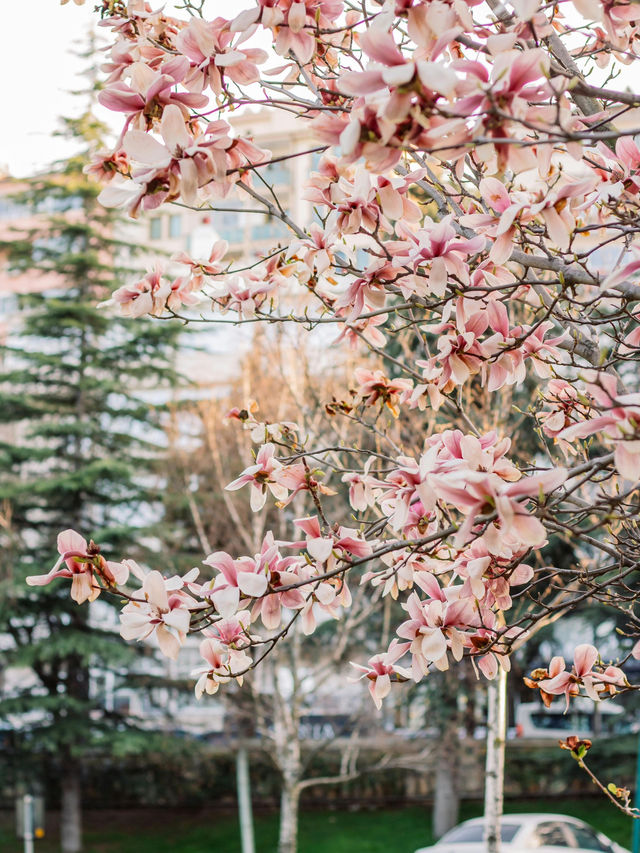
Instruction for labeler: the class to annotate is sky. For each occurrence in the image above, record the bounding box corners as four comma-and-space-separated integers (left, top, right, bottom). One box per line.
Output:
1, 2, 100, 177
0, 0, 244, 178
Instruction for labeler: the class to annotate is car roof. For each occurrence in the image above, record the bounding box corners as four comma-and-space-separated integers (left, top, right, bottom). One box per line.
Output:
519, 698, 624, 716
455, 814, 587, 827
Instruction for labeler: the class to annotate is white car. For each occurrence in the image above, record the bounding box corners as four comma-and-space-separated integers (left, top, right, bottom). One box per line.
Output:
414, 813, 630, 852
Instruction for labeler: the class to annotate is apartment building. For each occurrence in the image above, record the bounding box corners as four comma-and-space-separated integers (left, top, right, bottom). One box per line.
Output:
137, 108, 315, 263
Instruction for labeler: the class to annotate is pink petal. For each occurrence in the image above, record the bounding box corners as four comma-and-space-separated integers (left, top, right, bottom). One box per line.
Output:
237, 571, 268, 598
574, 643, 598, 677
57, 529, 88, 556
156, 624, 181, 659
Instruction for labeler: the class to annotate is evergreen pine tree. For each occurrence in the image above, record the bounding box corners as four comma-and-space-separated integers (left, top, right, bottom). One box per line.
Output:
0, 63, 181, 853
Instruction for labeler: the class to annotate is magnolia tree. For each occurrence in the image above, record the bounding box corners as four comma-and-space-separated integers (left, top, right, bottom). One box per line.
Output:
42, 0, 640, 825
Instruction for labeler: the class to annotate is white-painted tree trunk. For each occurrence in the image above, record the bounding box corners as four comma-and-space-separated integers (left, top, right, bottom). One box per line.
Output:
278, 780, 301, 853
483, 667, 507, 853
236, 747, 256, 853
275, 704, 302, 853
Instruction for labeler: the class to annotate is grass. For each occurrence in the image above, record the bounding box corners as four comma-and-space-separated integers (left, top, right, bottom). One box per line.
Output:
0, 799, 634, 852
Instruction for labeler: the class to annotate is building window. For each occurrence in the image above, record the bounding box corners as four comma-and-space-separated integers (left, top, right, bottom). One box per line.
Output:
169, 214, 182, 238
150, 218, 162, 240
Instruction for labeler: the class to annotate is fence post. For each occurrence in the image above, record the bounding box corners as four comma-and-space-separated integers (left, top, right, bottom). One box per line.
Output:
23, 794, 34, 853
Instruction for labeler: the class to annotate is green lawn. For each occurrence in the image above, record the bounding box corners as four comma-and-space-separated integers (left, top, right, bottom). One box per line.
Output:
0, 799, 634, 852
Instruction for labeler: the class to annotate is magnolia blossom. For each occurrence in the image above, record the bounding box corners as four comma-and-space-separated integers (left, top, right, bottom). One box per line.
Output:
353, 367, 413, 418
531, 644, 627, 711
101, 267, 171, 317
350, 639, 411, 709
560, 373, 640, 481
231, 0, 343, 65
225, 443, 288, 511
202, 549, 269, 617
26, 529, 128, 604
192, 637, 252, 697
398, 589, 475, 676
120, 568, 198, 659
176, 16, 267, 95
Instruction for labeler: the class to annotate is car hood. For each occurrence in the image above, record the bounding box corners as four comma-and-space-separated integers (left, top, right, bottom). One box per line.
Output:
416, 846, 518, 853
416, 846, 630, 853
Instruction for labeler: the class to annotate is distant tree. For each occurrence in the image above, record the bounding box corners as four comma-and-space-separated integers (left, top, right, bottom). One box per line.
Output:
165, 332, 389, 853
0, 87, 180, 851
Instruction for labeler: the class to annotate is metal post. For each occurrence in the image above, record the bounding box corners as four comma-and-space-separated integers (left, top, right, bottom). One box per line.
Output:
633, 732, 640, 853
23, 794, 34, 853
236, 746, 256, 853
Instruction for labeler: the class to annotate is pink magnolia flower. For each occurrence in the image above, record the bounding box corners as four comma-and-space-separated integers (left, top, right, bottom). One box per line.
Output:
598, 666, 628, 696
560, 373, 640, 481
172, 239, 228, 290
350, 639, 411, 709
537, 644, 602, 710
294, 515, 373, 564
353, 367, 413, 418
421, 308, 490, 390
98, 57, 207, 128
120, 569, 196, 659
460, 178, 533, 265
100, 36, 165, 86
210, 273, 278, 319
204, 609, 253, 649
452, 539, 532, 606
335, 313, 388, 349
203, 550, 269, 617
225, 443, 288, 511
192, 637, 252, 697
288, 223, 335, 276
338, 23, 460, 105
318, 166, 420, 236
232, 0, 343, 65
473, 641, 512, 681
342, 458, 377, 512
123, 105, 232, 204
376, 455, 423, 530
452, 48, 551, 169
397, 587, 478, 677
176, 16, 267, 95
392, 217, 485, 299
26, 529, 128, 605
165, 275, 203, 311
334, 257, 395, 324
250, 540, 307, 630
84, 148, 130, 183
537, 379, 591, 452
432, 466, 567, 553
103, 267, 170, 318
363, 551, 436, 600
432, 428, 520, 482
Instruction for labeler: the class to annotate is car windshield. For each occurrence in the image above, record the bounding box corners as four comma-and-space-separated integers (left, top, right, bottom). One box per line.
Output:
530, 712, 590, 731
440, 823, 520, 844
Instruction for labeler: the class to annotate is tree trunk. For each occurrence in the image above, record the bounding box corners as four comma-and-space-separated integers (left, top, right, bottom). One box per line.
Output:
431, 668, 461, 840
432, 722, 460, 839
484, 668, 507, 853
278, 782, 300, 853
236, 746, 256, 853
60, 763, 82, 853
